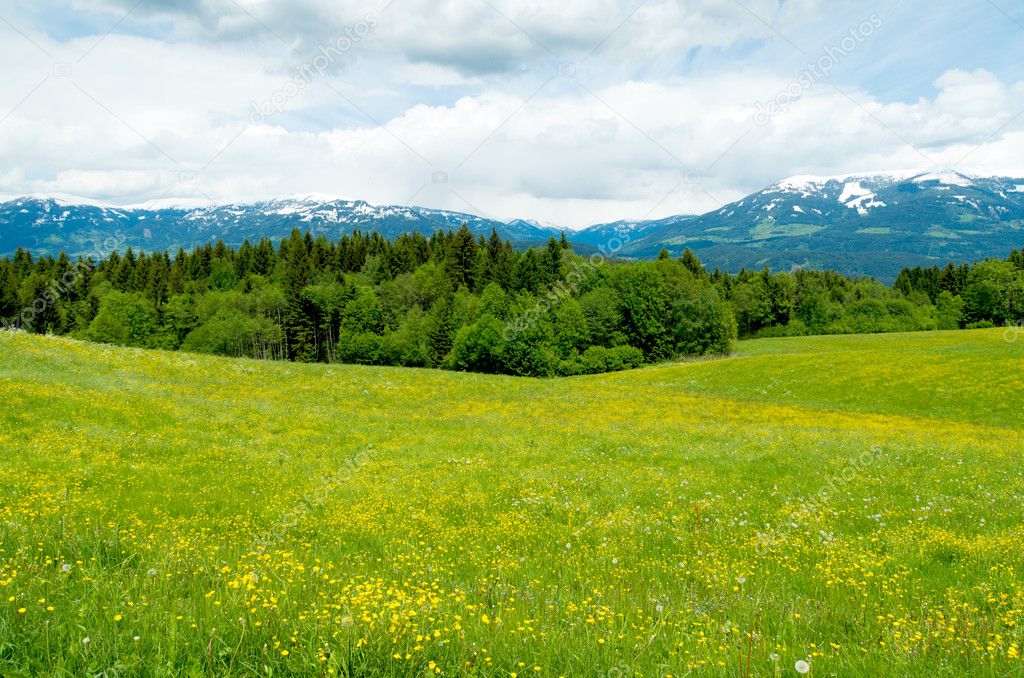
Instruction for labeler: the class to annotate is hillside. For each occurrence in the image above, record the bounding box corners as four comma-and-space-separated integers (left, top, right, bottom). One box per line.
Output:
1, 329, 1023, 676
603, 170, 1024, 280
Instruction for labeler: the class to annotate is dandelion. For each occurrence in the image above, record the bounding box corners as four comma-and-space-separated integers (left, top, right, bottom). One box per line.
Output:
147, 568, 157, 576
737, 576, 746, 584
61, 563, 71, 573
795, 659, 810, 674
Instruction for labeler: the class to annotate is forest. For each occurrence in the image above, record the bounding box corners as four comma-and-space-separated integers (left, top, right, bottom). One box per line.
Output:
1, 225, 1022, 376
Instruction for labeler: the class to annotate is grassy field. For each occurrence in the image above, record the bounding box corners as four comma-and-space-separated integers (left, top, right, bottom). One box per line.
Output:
1, 329, 1023, 677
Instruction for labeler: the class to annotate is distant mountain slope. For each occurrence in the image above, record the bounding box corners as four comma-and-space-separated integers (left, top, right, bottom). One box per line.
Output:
571, 214, 696, 249
3, 169, 1024, 280
617, 170, 1024, 280
0, 195, 562, 259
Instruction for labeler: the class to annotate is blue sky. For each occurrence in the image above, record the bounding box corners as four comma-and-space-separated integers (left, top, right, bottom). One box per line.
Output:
1, 0, 1022, 227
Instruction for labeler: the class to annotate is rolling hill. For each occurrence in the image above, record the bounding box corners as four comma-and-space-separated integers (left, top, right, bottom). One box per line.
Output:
1, 328, 1023, 675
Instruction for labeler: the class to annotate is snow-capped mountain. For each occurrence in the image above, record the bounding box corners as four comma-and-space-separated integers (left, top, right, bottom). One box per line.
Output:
3, 169, 1024, 280
0, 195, 562, 259
572, 214, 696, 249
615, 170, 1024, 279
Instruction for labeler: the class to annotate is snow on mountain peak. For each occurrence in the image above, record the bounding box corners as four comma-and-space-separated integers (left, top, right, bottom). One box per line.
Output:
772, 168, 998, 193
774, 169, 923, 192
127, 198, 217, 210
911, 170, 974, 187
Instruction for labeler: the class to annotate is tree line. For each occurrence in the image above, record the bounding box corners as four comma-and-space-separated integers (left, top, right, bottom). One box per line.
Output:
1, 226, 1022, 376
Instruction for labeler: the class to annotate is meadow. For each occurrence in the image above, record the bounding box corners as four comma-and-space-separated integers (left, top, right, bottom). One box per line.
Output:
1, 328, 1023, 676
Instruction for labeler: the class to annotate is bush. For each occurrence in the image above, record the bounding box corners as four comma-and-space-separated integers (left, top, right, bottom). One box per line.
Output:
576, 345, 645, 374
447, 314, 504, 373
85, 291, 161, 348
337, 331, 384, 364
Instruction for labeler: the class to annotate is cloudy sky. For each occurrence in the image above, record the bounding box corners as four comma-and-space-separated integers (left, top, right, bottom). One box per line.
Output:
1, 0, 1023, 227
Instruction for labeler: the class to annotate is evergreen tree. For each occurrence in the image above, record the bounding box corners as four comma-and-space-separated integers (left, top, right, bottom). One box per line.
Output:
447, 224, 479, 290
680, 249, 706, 277
427, 292, 456, 366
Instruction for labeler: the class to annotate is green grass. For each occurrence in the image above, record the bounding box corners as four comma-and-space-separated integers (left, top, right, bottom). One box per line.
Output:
748, 222, 826, 240
1, 329, 1023, 676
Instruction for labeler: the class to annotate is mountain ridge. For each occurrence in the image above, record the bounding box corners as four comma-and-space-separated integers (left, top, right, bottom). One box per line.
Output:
4, 168, 1024, 281
590, 169, 1024, 280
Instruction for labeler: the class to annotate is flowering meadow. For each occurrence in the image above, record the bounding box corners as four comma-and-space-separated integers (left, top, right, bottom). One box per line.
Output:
1, 328, 1023, 676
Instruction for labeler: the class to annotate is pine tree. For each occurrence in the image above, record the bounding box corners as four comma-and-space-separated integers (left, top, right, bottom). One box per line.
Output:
545, 237, 562, 284
447, 224, 479, 290
281, 229, 314, 361
428, 293, 455, 366
680, 249, 706, 277
483, 228, 510, 288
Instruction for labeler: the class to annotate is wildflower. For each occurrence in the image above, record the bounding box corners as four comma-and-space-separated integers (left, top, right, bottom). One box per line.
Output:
795, 660, 810, 674
61, 564, 71, 573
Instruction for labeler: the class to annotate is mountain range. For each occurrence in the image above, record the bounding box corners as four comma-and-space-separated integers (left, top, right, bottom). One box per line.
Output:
595, 170, 1024, 280
3, 169, 1023, 281
0, 195, 560, 261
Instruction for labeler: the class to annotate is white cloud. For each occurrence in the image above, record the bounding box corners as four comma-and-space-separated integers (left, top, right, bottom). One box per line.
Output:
0, 2, 1023, 228
58, 0, 829, 74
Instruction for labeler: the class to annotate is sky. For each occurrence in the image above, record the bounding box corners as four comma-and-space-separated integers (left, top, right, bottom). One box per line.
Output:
1, 0, 1023, 228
